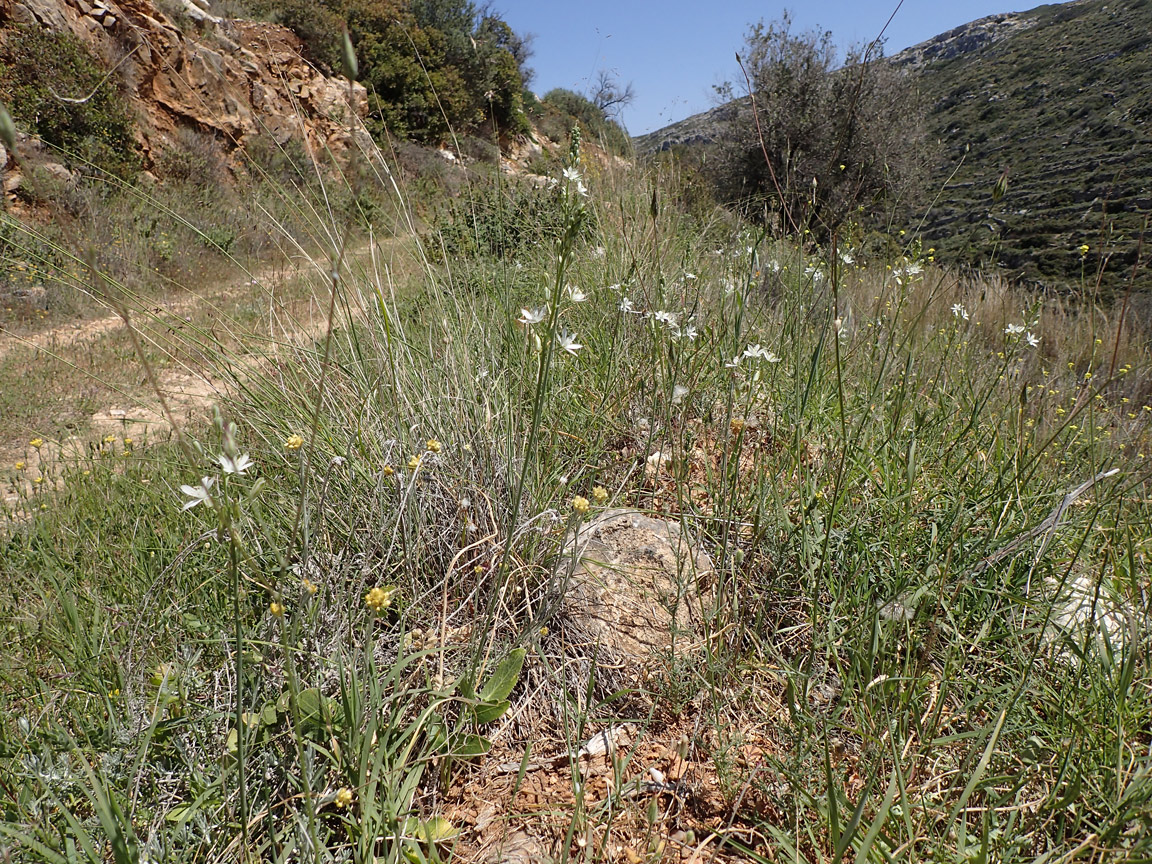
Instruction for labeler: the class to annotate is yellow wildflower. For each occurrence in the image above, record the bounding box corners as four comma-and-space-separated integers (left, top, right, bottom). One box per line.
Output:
334, 787, 354, 808
365, 586, 393, 613
571, 495, 590, 515
426, 439, 441, 453
284, 434, 304, 450
592, 485, 608, 504
29, 438, 43, 448
407, 454, 421, 470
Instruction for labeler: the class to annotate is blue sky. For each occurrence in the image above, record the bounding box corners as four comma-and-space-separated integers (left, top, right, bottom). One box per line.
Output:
492, 1, 1025, 134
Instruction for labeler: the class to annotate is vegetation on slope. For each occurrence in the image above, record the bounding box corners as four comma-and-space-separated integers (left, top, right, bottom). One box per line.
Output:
246, 0, 532, 143
637, 0, 1152, 297
902, 0, 1152, 296
1, 94, 1151, 862
0, 24, 139, 179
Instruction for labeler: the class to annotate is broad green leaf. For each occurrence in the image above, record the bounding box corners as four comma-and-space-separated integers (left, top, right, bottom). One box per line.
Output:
479, 648, 525, 703
473, 698, 510, 725
297, 687, 326, 727
454, 733, 491, 758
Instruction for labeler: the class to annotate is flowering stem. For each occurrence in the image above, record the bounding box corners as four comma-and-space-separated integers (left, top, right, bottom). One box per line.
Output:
228, 526, 249, 856
498, 195, 583, 583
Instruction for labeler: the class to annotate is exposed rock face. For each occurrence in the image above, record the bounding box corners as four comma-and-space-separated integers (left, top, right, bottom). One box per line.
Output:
561, 509, 712, 665
0, 0, 370, 166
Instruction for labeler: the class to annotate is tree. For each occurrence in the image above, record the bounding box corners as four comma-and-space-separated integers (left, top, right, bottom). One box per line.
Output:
590, 69, 634, 118
713, 14, 928, 240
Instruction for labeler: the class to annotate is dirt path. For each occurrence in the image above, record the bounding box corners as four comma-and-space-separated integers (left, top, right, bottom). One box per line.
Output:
0, 244, 390, 517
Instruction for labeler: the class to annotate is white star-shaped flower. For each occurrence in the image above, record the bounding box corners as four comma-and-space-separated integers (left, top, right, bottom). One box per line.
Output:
180, 476, 216, 510
518, 307, 546, 326
742, 344, 781, 363
556, 329, 582, 355
218, 453, 252, 475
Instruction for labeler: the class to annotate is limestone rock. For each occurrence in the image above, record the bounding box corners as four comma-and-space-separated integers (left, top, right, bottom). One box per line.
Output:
0, 0, 370, 168
486, 831, 551, 864
561, 509, 712, 663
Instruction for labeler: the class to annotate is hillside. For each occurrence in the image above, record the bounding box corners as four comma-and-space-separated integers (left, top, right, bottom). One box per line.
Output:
0, 0, 370, 171
637, 0, 1152, 296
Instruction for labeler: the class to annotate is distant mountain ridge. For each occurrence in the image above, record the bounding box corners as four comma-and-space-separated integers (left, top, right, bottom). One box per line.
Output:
637, 0, 1151, 295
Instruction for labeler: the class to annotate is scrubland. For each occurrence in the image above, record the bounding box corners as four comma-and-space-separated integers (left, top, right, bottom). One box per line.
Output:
1, 132, 1150, 863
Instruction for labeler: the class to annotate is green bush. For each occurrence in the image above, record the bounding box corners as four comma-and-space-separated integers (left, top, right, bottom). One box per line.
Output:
0, 25, 139, 178
427, 174, 590, 261
254, 0, 530, 144
540, 88, 630, 157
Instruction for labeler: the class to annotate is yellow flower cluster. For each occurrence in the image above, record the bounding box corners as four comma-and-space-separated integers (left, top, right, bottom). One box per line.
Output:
284, 434, 304, 451
365, 586, 393, 612
571, 495, 590, 515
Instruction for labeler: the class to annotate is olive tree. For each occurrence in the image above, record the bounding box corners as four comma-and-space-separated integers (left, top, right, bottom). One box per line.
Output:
713, 13, 928, 239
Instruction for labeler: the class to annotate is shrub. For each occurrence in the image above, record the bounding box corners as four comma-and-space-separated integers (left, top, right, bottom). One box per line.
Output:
540, 88, 630, 157
711, 13, 929, 239
0, 25, 139, 178
255, 0, 530, 143
427, 174, 589, 261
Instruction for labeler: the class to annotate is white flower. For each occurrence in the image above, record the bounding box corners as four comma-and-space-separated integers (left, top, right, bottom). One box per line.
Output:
905, 262, 923, 276
724, 355, 742, 369
677, 323, 698, 341
218, 453, 252, 475
684, 272, 697, 281
591, 246, 605, 258
606, 283, 621, 292
619, 297, 636, 314
671, 385, 690, 405
951, 303, 969, 320
180, 476, 215, 510
519, 307, 546, 326
1026, 332, 1040, 348
1004, 323, 1025, 335
556, 330, 582, 355
839, 251, 855, 265
653, 310, 678, 328
566, 284, 588, 303
562, 166, 587, 196
742, 344, 781, 363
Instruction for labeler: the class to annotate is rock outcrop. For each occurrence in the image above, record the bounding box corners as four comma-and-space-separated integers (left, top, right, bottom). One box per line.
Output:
1, 0, 370, 167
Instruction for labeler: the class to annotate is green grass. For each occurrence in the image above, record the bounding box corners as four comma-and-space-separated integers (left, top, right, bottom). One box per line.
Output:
1, 129, 1150, 864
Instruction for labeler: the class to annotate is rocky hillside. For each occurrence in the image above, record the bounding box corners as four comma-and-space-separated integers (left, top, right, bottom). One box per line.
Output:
0, 0, 369, 184
901, 0, 1150, 295
637, 0, 1152, 296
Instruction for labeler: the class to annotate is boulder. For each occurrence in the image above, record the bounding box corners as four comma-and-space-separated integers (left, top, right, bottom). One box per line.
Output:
560, 509, 712, 664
